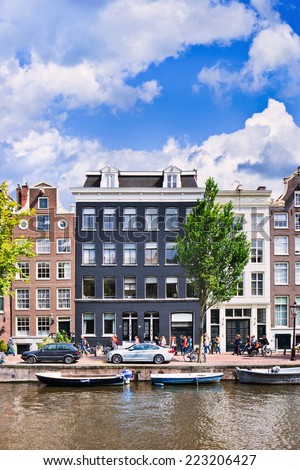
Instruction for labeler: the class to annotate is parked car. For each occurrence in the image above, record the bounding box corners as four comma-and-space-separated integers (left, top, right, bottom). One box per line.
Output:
107, 343, 174, 364
21, 343, 82, 364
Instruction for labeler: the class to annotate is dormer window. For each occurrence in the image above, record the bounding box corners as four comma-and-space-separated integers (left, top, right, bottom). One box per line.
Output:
100, 166, 119, 188
295, 192, 300, 207
167, 174, 177, 188
163, 165, 182, 188
38, 197, 48, 209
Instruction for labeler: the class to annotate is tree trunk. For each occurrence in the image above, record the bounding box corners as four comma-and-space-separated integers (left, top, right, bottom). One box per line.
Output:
197, 303, 206, 363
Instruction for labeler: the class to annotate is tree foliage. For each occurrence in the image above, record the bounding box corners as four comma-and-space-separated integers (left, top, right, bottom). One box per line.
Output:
176, 177, 251, 361
0, 181, 35, 296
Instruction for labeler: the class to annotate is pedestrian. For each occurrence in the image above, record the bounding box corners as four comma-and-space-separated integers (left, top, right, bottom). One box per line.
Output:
81, 335, 89, 355
170, 335, 177, 355
204, 334, 210, 354
242, 335, 251, 354
183, 336, 188, 354
233, 333, 242, 355
187, 336, 193, 351
179, 335, 184, 355
6, 337, 15, 356
154, 335, 160, 345
214, 335, 221, 354
160, 335, 166, 347
134, 336, 140, 345
111, 334, 118, 349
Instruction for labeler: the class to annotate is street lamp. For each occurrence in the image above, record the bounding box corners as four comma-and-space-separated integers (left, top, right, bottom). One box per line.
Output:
290, 302, 300, 361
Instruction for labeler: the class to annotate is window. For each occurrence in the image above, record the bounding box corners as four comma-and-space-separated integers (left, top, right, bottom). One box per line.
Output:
296, 237, 300, 255
165, 242, 177, 264
144, 312, 159, 342
296, 263, 300, 285
83, 313, 95, 335
167, 174, 177, 188
123, 243, 137, 265
185, 207, 193, 220
0, 294, 3, 311
36, 238, 50, 254
145, 243, 158, 265
123, 207, 137, 230
274, 213, 288, 228
251, 239, 263, 263
37, 214, 50, 231
37, 289, 50, 309
19, 219, 28, 230
82, 208, 96, 230
275, 297, 288, 326
251, 213, 264, 231
103, 313, 116, 335
83, 276, 95, 298
103, 243, 116, 265
37, 316, 50, 335
124, 276, 136, 298
225, 308, 251, 317
295, 192, 300, 207
58, 219, 68, 229
103, 208, 116, 230
37, 262, 50, 279
57, 261, 71, 279
257, 308, 266, 324
57, 238, 71, 253
145, 277, 158, 299
251, 273, 264, 295
236, 274, 244, 296
105, 174, 116, 187
82, 243, 96, 265
104, 277, 116, 298
57, 288, 71, 309
166, 277, 178, 298
211, 309, 220, 324
145, 208, 158, 230
16, 262, 29, 279
16, 316, 30, 335
274, 236, 288, 255
186, 280, 197, 298
16, 289, 29, 309
274, 263, 288, 285
295, 214, 300, 230
165, 207, 179, 230
38, 197, 48, 209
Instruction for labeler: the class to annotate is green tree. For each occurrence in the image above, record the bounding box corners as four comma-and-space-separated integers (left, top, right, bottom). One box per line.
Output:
176, 177, 250, 362
0, 181, 35, 296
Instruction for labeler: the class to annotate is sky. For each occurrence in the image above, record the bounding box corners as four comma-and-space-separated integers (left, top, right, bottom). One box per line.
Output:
1, 0, 300, 208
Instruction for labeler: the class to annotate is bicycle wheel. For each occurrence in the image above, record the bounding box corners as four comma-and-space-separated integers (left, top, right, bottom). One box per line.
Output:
189, 352, 197, 362
264, 349, 272, 357
183, 353, 190, 362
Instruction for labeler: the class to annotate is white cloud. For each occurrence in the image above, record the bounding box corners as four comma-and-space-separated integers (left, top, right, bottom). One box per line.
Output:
5, 99, 299, 207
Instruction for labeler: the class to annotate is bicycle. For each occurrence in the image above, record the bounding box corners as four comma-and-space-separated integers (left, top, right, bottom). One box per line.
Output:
183, 349, 207, 363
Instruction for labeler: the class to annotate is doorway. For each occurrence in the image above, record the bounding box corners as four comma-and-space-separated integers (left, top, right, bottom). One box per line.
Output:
226, 319, 250, 352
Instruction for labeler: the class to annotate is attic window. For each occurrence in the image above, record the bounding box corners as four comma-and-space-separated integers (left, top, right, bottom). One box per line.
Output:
167, 174, 177, 188
38, 197, 48, 209
105, 174, 116, 188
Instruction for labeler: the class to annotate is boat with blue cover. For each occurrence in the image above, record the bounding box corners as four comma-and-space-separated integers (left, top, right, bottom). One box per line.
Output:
151, 371, 223, 385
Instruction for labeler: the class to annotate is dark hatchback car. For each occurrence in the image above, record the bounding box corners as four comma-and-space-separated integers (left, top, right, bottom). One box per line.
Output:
21, 343, 82, 364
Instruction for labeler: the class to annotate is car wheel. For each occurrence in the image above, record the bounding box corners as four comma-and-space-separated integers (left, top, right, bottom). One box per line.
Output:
27, 356, 37, 364
64, 356, 74, 364
153, 354, 164, 365
111, 354, 122, 364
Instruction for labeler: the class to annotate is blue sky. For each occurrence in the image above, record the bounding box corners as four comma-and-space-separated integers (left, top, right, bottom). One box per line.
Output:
2, 0, 300, 207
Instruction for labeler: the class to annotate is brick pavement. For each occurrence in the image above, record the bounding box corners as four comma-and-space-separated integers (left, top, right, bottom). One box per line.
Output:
3, 350, 299, 367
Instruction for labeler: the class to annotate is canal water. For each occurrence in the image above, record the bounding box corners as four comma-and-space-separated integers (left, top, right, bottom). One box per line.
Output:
1, 381, 299, 450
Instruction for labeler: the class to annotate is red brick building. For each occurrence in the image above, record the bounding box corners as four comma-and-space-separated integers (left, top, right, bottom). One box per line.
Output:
11, 182, 75, 353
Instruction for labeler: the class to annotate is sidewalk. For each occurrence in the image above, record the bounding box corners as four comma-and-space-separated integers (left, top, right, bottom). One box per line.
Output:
3, 350, 299, 367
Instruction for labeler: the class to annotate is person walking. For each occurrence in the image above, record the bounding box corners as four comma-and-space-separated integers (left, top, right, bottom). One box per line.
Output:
233, 333, 242, 355
214, 335, 221, 354
6, 337, 15, 356
204, 334, 210, 354
81, 335, 89, 355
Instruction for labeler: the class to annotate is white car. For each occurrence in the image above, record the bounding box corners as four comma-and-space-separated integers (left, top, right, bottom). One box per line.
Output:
107, 343, 174, 364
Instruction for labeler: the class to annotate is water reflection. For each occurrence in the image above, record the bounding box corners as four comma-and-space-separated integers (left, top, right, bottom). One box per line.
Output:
1, 382, 299, 450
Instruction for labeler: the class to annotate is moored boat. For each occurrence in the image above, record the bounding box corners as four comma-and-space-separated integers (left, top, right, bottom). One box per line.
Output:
36, 369, 133, 387
151, 371, 223, 385
236, 366, 300, 384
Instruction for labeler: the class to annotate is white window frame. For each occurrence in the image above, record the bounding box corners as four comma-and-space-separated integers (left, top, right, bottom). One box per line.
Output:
82, 208, 96, 230
145, 207, 158, 231
274, 296, 288, 327
274, 236, 288, 255
57, 288, 71, 309
36, 288, 50, 309
57, 261, 71, 280
123, 243, 137, 265
38, 197, 48, 209
103, 243, 116, 265
103, 312, 116, 336
274, 213, 288, 228
82, 243, 96, 265
145, 242, 158, 265
16, 289, 30, 309
36, 261, 50, 280
37, 316, 51, 336
123, 207, 137, 230
16, 316, 30, 335
274, 262, 288, 285
36, 238, 50, 254
57, 238, 71, 253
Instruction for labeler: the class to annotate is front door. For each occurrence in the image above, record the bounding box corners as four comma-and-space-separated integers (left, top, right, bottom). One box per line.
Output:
226, 319, 250, 352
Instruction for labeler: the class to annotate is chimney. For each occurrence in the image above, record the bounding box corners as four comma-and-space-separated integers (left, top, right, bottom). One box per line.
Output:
257, 186, 266, 191
21, 183, 29, 208
16, 184, 22, 206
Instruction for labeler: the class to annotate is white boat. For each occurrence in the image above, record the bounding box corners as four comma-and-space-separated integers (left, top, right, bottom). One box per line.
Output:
151, 371, 223, 385
236, 366, 300, 384
35, 368, 133, 387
